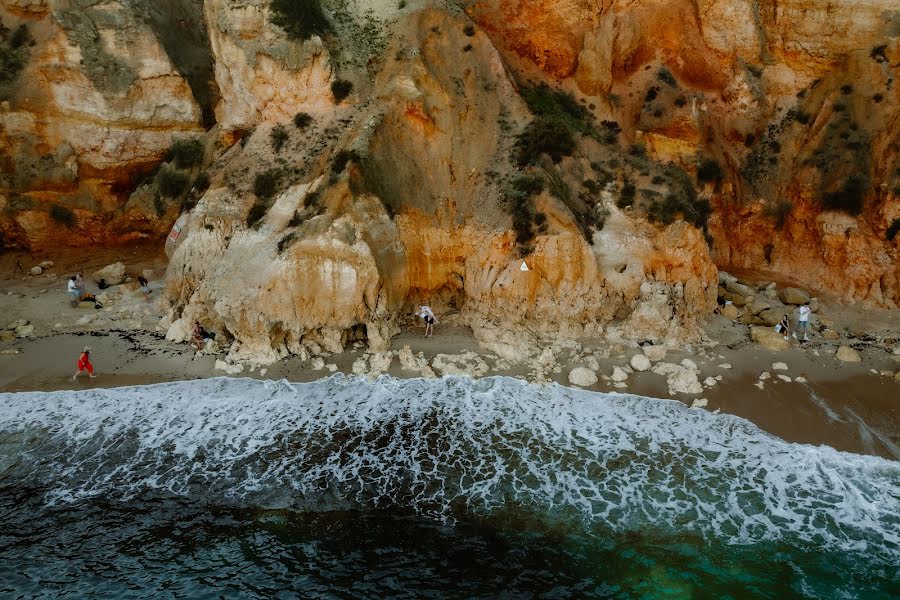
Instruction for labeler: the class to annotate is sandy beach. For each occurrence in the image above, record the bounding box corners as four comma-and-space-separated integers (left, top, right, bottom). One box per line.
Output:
0, 247, 898, 460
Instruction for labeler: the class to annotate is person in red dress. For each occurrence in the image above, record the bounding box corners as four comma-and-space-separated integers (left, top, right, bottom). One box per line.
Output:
73, 347, 96, 380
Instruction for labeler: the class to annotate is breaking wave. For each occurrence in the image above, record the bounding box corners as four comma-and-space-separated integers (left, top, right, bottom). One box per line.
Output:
0, 375, 897, 564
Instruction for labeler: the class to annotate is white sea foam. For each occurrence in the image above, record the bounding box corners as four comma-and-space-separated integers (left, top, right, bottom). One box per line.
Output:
0, 375, 898, 563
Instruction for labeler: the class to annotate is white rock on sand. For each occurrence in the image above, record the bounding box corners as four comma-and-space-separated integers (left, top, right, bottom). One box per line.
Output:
777, 374, 792, 383
690, 398, 708, 409
651, 362, 703, 395
432, 352, 488, 377
397, 345, 436, 378
29, 266, 42, 276
772, 362, 788, 371
718, 363, 732, 369
703, 377, 717, 388
39, 261, 54, 269
368, 351, 393, 376
611, 366, 629, 382
568, 367, 598, 387
836, 346, 861, 363
759, 371, 771, 380
214, 360, 244, 375
642, 345, 667, 362
629, 354, 652, 372
14, 324, 34, 338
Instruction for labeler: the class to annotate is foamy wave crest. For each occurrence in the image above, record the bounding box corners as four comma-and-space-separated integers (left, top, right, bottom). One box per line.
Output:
1, 376, 898, 561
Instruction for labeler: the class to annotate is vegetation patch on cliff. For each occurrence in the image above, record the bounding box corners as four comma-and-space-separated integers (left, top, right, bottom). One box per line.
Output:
270, 0, 332, 40
0, 21, 31, 100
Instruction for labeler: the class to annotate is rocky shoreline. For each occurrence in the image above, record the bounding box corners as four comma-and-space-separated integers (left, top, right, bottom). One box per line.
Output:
1, 249, 898, 460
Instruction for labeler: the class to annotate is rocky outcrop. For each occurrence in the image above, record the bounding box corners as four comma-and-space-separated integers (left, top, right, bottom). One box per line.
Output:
464, 0, 900, 307
204, 0, 336, 132
159, 5, 718, 365
0, 0, 206, 247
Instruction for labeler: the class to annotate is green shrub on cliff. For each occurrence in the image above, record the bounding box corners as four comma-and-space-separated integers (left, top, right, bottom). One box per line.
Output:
157, 166, 189, 197
270, 124, 289, 152
516, 117, 576, 166
886, 219, 900, 242
0, 22, 29, 93
822, 174, 866, 215
331, 79, 353, 103
169, 138, 204, 169
697, 157, 723, 183
49, 204, 75, 228
254, 169, 282, 199
293, 112, 313, 129
270, 0, 332, 40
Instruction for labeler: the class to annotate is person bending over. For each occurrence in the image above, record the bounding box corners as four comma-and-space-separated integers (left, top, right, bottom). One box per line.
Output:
416, 305, 438, 338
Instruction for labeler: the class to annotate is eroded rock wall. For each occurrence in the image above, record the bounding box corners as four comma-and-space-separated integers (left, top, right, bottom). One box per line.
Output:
161, 5, 718, 364
0, 0, 205, 247
464, 0, 900, 307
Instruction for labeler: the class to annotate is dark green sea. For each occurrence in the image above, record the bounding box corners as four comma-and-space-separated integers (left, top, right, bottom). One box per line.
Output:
1, 376, 897, 598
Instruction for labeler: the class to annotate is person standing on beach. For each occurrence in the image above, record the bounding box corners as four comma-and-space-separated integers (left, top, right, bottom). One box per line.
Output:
416, 305, 438, 338
137, 276, 151, 302
73, 347, 95, 380
798, 302, 811, 341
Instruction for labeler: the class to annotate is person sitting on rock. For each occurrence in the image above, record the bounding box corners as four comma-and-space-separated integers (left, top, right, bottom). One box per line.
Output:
778, 315, 791, 341
75, 271, 86, 296
67, 276, 81, 306
416, 305, 438, 338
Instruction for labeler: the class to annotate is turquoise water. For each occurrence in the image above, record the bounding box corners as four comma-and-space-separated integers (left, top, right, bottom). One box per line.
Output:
0, 376, 897, 598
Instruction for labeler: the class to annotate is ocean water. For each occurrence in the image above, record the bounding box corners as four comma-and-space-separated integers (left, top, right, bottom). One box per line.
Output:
0, 375, 897, 599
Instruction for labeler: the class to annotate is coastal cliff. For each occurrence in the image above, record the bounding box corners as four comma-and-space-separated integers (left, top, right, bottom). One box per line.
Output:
1, 0, 897, 363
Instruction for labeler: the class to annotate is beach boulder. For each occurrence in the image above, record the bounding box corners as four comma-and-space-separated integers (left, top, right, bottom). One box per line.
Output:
757, 308, 783, 327
568, 367, 598, 387
725, 281, 755, 298
751, 326, 790, 351
14, 324, 34, 338
642, 345, 667, 362
93, 262, 126, 286
629, 354, 652, 372
836, 346, 861, 363
651, 362, 703, 395
718, 271, 738, 286
29, 266, 42, 276
780, 287, 811, 305
720, 304, 739, 320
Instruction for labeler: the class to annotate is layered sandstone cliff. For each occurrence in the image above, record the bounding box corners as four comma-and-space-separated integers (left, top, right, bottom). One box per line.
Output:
0, 0, 897, 364
0, 0, 206, 246
161, 4, 718, 364
466, 0, 899, 307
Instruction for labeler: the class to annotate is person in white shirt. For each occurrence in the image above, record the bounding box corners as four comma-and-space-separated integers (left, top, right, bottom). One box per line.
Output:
416, 305, 438, 338
798, 302, 811, 341
67, 276, 81, 305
